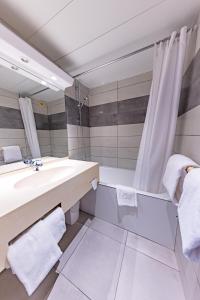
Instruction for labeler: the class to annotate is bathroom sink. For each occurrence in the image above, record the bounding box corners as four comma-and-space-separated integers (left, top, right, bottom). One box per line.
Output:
14, 166, 74, 189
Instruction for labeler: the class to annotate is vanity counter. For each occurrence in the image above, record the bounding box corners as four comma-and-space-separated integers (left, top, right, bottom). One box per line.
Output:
0, 157, 99, 272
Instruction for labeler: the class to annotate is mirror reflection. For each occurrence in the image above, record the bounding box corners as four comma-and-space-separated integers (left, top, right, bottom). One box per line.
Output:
0, 64, 89, 171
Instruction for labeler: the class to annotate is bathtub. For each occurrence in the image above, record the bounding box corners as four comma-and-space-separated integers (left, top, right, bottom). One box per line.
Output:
81, 166, 178, 249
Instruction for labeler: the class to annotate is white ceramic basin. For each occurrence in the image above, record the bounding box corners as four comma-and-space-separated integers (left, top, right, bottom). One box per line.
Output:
15, 166, 74, 189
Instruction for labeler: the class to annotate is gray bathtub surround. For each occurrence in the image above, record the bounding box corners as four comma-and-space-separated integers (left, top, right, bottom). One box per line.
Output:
81, 187, 177, 250
89, 71, 152, 169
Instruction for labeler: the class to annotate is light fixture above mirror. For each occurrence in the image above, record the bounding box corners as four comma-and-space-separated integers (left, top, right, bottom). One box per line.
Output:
0, 22, 74, 91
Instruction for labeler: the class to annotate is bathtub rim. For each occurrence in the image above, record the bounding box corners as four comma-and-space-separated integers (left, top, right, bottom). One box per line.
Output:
99, 166, 170, 202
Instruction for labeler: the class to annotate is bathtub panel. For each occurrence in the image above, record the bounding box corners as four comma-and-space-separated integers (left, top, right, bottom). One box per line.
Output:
81, 185, 177, 250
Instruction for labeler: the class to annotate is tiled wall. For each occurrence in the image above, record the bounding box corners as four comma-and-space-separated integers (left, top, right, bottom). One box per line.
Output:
65, 81, 90, 161
0, 90, 54, 163
47, 98, 68, 158
89, 71, 152, 169
174, 18, 200, 300
0, 89, 27, 164
31, 99, 51, 157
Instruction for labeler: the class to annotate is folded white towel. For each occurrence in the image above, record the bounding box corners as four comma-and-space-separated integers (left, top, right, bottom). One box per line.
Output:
163, 154, 198, 204
178, 168, 200, 261
91, 178, 98, 191
116, 185, 137, 207
43, 207, 66, 243
2, 145, 22, 163
7, 221, 62, 296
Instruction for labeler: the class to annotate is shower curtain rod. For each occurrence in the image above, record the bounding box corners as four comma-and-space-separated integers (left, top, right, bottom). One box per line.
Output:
73, 26, 195, 79
30, 25, 195, 96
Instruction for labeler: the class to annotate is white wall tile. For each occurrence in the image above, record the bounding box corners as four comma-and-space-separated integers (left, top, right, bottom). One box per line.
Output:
50, 137, 68, 146
38, 137, 51, 146
68, 137, 80, 150
0, 129, 25, 139
118, 81, 151, 101
67, 124, 78, 138
37, 130, 50, 139
91, 146, 117, 158
90, 126, 117, 137
0, 95, 19, 110
118, 136, 141, 148
47, 98, 65, 115
82, 126, 90, 137
89, 82, 117, 96
118, 147, 139, 159
174, 135, 200, 164
51, 144, 68, 154
32, 99, 48, 115
90, 137, 117, 147
118, 124, 144, 136
118, 71, 152, 88
50, 129, 67, 138
117, 158, 137, 169
91, 156, 117, 167
89, 89, 117, 106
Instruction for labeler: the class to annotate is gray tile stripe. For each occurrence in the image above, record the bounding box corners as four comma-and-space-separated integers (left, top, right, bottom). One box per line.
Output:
34, 113, 49, 130
65, 96, 89, 127
0, 106, 24, 129
179, 48, 200, 115
89, 96, 149, 127
48, 112, 66, 130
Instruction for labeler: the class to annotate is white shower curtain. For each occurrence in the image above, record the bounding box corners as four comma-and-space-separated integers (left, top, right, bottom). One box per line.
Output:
134, 26, 196, 194
19, 97, 41, 159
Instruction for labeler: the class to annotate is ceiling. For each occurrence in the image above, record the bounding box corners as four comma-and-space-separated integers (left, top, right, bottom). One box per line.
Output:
0, 0, 199, 98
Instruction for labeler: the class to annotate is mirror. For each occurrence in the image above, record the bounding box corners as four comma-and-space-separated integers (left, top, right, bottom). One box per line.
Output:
0, 62, 91, 174
0, 63, 68, 172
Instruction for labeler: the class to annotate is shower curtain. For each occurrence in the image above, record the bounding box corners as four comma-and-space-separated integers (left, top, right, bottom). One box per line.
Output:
19, 97, 41, 158
134, 26, 196, 194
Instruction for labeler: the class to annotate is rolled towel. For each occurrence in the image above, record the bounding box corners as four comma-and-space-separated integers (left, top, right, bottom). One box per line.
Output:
2, 145, 22, 163
163, 154, 198, 204
178, 168, 200, 261
116, 185, 137, 207
43, 207, 66, 243
7, 221, 62, 296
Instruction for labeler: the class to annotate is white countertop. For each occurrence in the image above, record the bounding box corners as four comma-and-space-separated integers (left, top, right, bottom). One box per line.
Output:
0, 157, 98, 218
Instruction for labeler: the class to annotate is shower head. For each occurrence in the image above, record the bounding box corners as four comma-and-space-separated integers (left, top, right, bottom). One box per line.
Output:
77, 96, 89, 109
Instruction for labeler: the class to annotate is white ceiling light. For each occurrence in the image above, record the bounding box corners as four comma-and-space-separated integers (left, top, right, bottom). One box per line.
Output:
0, 22, 74, 91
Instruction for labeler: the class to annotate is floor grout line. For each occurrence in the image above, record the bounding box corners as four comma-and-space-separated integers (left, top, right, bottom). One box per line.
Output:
58, 224, 89, 273
125, 244, 179, 272
113, 231, 128, 300
61, 273, 92, 300
89, 225, 127, 245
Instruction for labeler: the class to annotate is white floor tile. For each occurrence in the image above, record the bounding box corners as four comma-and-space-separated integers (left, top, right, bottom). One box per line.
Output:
57, 225, 88, 273
61, 228, 124, 300
115, 247, 185, 300
48, 274, 89, 300
90, 217, 127, 243
127, 231, 178, 269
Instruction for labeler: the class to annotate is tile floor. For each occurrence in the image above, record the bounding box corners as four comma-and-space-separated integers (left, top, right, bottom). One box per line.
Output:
48, 216, 185, 300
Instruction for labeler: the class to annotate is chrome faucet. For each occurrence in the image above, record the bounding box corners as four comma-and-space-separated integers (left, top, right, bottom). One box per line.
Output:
24, 159, 43, 171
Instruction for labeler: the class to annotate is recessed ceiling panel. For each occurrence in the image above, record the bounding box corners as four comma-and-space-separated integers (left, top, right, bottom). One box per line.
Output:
29, 0, 162, 61
0, 0, 72, 39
